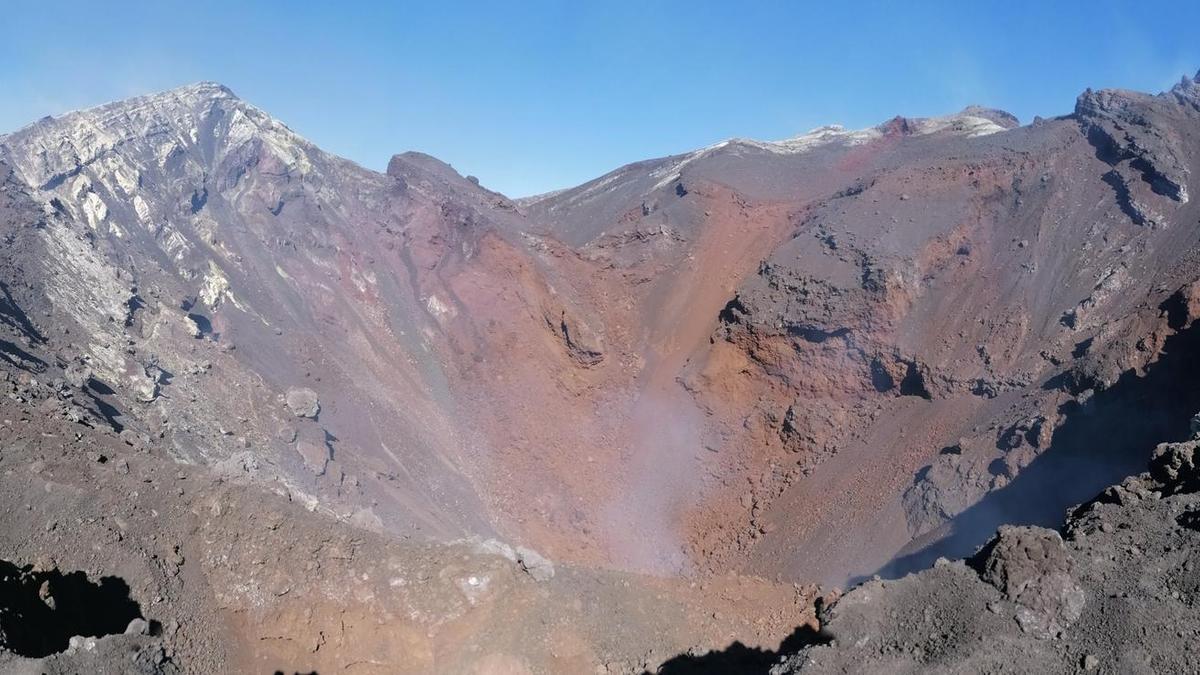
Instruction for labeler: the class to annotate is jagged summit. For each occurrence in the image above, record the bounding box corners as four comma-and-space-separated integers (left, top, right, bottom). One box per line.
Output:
960, 105, 1020, 129
0, 79, 331, 196
521, 105, 1021, 244
125, 80, 240, 104
4, 80, 240, 138
1171, 69, 1200, 100
707, 106, 1019, 161
771, 106, 1016, 148
386, 150, 468, 185
178, 80, 238, 97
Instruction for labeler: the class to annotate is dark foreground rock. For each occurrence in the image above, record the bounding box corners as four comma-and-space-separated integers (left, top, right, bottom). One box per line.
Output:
774, 439, 1200, 673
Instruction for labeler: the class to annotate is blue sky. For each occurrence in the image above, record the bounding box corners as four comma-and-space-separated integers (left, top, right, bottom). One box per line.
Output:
2, 1, 1198, 197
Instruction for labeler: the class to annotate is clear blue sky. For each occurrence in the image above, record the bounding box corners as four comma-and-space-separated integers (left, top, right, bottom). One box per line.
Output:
2, 1, 1197, 197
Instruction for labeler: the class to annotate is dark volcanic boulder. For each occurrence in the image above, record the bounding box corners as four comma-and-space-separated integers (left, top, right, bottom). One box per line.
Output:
970, 526, 1085, 638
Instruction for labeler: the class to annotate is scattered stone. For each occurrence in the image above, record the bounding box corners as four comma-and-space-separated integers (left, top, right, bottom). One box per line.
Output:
184, 314, 203, 339
63, 405, 86, 424
277, 426, 298, 443
63, 363, 92, 390
515, 545, 555, 582
166, 544, 185, 569
285, 388, 320, 418
119, 429, 144, 449
131, 374, 159, 403
295, 440, 330, 475
1150, 440, 1200, 494
39, 579, 55, 609
66, 635, 98, 653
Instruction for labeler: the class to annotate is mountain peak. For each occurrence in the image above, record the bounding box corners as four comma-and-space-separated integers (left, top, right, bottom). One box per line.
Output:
4, 81, 241, 137
0, 79, 320, 193
178, 80, 237, 97
149, 80, 240, 105
84, 80, 245, 121
1171, 70, 1200, 103
960, 105, 1020, 129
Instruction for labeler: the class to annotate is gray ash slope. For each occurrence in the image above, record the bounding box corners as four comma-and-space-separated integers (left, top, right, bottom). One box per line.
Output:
0, 82, 513, 541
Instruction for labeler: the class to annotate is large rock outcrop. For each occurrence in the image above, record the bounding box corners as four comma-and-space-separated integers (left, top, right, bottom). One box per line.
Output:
775, 438, 1200, 673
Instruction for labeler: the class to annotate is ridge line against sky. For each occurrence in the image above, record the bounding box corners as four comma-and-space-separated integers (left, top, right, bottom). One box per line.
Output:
2, 0, 1198, 197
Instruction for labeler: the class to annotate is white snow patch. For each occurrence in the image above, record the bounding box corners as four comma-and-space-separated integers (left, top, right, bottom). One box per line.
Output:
199, 261, 231, 308
638, 112, 1009, 193
133, 195, 151, 223
162, 227, 191, 261
910, 115, 1007, 138
82, 192, 108, 228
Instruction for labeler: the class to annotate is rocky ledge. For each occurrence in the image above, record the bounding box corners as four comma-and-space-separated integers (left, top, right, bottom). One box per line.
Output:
774, 437, 1200, 674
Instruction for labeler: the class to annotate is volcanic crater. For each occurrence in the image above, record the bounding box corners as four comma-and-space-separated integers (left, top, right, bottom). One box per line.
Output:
2, 72, 1200, 672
